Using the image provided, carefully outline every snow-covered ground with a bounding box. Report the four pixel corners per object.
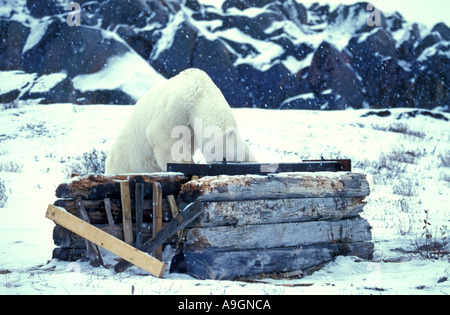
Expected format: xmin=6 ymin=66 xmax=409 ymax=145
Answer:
xmin=0 ymin=103 xmax=449 ymax=295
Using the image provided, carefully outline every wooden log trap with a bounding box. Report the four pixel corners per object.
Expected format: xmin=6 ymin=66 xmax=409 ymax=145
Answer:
xmin=46 ymin=160 xmax=373 ymax=279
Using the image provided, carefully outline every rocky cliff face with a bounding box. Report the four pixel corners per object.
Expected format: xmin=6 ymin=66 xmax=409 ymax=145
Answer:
xmin=0 ymin=0 xmax=448 ymax=110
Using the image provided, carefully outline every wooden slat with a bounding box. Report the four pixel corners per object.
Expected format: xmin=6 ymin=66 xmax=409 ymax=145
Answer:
xmin=76 ymin=198 xmax=103 ymax=267
xmin=46 ymin=205 xmax=166 ymax=278
xmin=135 ymin=183 xmax=144 ymax=247
xmin=167 ymin=195 xmax=182 ymax=242
xmin=120 ymin=181 xmax=133 ymax=245
xmin=104 ymin=198 xmax=118 ymax=238
xmin=152 ymin=182 xmax=163 ymax=260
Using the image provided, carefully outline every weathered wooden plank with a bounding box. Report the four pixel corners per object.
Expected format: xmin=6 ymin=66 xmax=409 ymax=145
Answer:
xmin=179 ymin=173 xmax=370 ymax=203
xmin=120 ymin=182 xmax=133 ymax=245
xmin=152 ymin=182 xmax=163 ymax=260
xmin=167 ymin=195 xmax=182 ymax=242
xmin=46 ymin=205 xmax=167 ymax=278
xmin=190 ymin=197 xmax=366 ymax=227
xmin=104 ymin=198 xmax=117 ymax=238
xmin=114 ymin=201 xmax=204 ymax=273
xmin=55 ymin=173 xmax=188 ymax=200
xmin=135 ymin=183 xmax=144 ymax=247
xmin=170 ymin=242 xmax=374 ymax=280
xmin=76 ymin=198 xmax=103 ymax=267
xmin=184 ymin=216 xmax=372 ymax=252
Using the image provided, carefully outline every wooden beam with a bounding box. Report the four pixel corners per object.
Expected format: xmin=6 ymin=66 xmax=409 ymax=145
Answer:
xmin=179 ymin=173 xmax=370 ymax=203
xmin=183 ymin=216 xmax=373 ymax=252
xmin=76 ymin=198 xmax=103 ymax=267
xmin=152 ymin=182 xmax=163 ymax=260
xmin=135 ymin=183 xmax=144 ymax=247
xmin=46 ymin=205 xmax=166 ymax=278
xmin=120 ymin=181 xmax=133 ymax=245
xmin=170 ymin=242 xmax=374 ymax=280
xmin=188 ymin=197 xmax=366 ymax=227
xmin=167 ymin=195 xmax=182 ymax=242
xmin=104 ymin=198 xmax=118 ymax=238
xmin=55 ymin=174 xmax=188 ymax=200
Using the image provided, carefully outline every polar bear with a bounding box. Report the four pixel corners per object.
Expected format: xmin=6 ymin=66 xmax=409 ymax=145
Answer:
xmin=105 ymin=68 xmax=255 ymax=174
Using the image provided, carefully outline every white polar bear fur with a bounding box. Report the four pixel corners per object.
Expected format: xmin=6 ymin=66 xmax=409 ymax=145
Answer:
xmin=105 ymin=68 xmax=255 ymax=174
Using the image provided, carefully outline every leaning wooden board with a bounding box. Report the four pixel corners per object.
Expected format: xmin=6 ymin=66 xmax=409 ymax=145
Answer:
xmin=45 ymin=205 xmax=167 ymax=278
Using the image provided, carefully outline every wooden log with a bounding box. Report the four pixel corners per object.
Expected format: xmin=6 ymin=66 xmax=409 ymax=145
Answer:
xmin=46 ymin=205 xmax=167 ymax=278
xmin=55 ymin=173 xmax=188 ymax=200
xmin=135 ymin=183 xmax=144 ymax=247
xmin=184 ymin=216 xmax=372 ymax=252
xmin=190 ymin=197 xmax=366 ymax=227
xmin=170 ymin=242 xmax=374 ymax=280
xmin=76 ymin=198 xmax=103 ymax=267
xmin=152 ymin=182 xmax=163 ymax=260
xmin=179 ymin=173 xmax=370 ymax=203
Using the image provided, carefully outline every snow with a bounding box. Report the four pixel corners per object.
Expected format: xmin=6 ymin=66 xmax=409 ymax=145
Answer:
xmin=0 ymin=71 xmax=37 ymax=95
xmin=417 ymin=41 xmax=450 ymax=62
xmin=72 ymin=51 xmax=166 ymax=101
xmin=29 ymin=72 xmax=67 ymax=94
xmin=22 ymin=20 xmax=51 ymax=54
xmin=151 ymin=11 xmax=186 ymax=61
xmin=0 ymin=102 xmax=449 ymax=295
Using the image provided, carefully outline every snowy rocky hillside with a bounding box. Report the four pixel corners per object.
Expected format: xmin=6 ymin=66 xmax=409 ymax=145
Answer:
xmin=0 ymin=0 xmax=449 ymax=109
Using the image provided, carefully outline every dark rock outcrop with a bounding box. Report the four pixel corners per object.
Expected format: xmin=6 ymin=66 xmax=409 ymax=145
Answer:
xmin=0 ymin=0 xmax=448 ymax=110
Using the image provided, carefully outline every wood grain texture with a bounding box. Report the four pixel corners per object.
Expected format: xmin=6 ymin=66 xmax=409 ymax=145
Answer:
xmin=46 ymin=205 xmax=166 ymax=277
xmin=190 ymin=197 xmax=366 ymax=227
xmin=179 ymin=172 xmax=370 ymax=203
xmin=184 ymin=216 xmax=372 ymax=251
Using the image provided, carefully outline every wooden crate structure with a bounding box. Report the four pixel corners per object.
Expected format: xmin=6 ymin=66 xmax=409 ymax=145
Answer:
xmin=50 ymin=169 xmax=373 ymax=280
xmin=169 ymin=172 xmax=373 ymax=279
xmin=51 ymin=173 xmax=189 ymax=261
